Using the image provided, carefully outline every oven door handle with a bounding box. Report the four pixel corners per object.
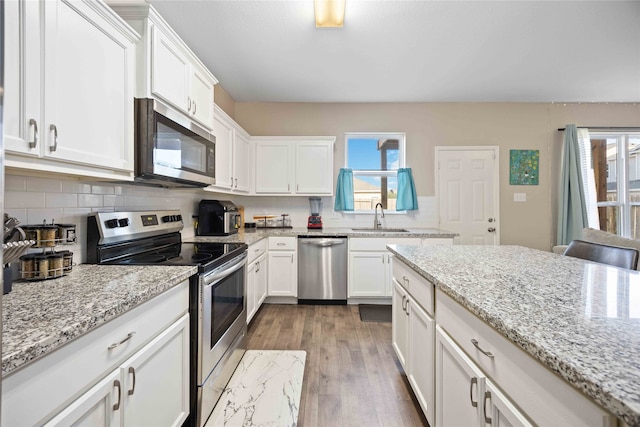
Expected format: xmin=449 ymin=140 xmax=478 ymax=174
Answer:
xmin=204 ymin=253 xmax=247 ymax=286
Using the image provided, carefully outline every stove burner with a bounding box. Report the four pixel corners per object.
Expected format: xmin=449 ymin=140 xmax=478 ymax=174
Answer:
xmin=130 ymin=254 xmax=167 ymax=264
xmin=192 ymin=253 xmax=214 ymax=263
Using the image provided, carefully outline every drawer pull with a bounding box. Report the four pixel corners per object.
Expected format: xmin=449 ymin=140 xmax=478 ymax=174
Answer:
xmin=402 ymin=275 xmax=409 ymax=285
xmin=108 ymin=332 xmax=135 ymax=350
xmin=113 ymin=379 xmax=121 ymax=411
xmin=470 ymin=377 xmax=478 ymax=408
xmin=128 ymin=367 xmax=136 ymax=396
xmin=277 ymin=243 xmax=286 ymax=246
xmin=483 ymin=391 xmax=492 ymax=424
xmin=471 ymin=339 xmax=495 ymax=358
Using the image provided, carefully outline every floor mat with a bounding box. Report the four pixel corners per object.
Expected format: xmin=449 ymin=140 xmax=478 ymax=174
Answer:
xmin=205 ymin=350 xmax=306 ymax=427
xmin=359 ymin=304 xmax=392 ymax=322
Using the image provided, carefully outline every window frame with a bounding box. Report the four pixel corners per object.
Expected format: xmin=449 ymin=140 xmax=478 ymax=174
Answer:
xmin=343 ymin=132 xmax=407 ymax=214
xmin=591 ymin=131 xmax=640 ymax=237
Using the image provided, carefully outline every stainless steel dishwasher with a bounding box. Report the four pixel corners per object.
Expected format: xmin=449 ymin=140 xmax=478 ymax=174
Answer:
xmin=298 ymin=236 xmax=348 ymax=304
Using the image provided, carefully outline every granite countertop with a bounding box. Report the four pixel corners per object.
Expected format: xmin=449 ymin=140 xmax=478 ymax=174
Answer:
xmin=185 ymin=227 xmax=456 ymax=245
xmin=387 ymin=244 xmax=640 ymax=425
xmin=2 ymin=264 xmax=197 ymax=376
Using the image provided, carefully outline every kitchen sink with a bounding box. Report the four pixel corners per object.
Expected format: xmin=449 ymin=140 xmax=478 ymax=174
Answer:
xmin=351 ymin=227 xmax=410 ymax=233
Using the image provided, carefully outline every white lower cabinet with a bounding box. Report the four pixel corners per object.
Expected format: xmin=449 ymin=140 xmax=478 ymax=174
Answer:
xmin=392 ymin=277 xmax=436 ymax=426
xmin=349 ymin=237 xmax=421 ymax=298
xmin=435 ymin=326 xmax=531 ymax=427
xmin=247 ymin=252 xmax=268 ymax=323
xmin=267 ymin=237 xmax=298 ymax=297
xmin=2 ymin=281 xmax=190 ymax=426
xmin=44 ymin=370 xmax=123 ymax=427
xmin=46 ymin=314 xmax=190 ymax=427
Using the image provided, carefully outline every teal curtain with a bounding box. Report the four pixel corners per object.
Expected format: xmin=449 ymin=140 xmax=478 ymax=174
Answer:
xmin=557 ymin=124 xmax=589 ymax=245
xmin=334 ymin=168 xmax=354 ymax=211
xmin=396 ymin=168 xmax=418 ymax=211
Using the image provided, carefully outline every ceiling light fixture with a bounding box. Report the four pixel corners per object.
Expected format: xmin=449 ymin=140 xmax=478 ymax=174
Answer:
xmin=314 ymin=0 xmax=345 ymax=28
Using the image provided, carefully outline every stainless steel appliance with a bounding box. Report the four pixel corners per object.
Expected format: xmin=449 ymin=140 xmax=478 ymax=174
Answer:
xmin=86 ymin=210 xmax=247 ymax=427
xmin=195 ymin=200 xmax=241 ymax=236
xmin=134 ymin=98 xmax=216 ymax=188
xmin=298 ymin=236 xmax=347 ymax=304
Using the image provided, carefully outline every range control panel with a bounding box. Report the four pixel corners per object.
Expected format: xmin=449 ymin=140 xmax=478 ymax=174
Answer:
xmin=90 ymin=210 xmax=184 ymax=244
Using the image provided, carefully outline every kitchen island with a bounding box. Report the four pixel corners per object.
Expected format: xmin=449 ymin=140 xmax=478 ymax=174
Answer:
xmin=388 ymin=244 xmax=640 ymax=426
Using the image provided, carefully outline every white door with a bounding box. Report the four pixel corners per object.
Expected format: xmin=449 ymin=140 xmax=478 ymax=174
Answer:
xmin=392 ymin=280 xmax=410 ymax=369
xmin=212 ymin=112 xmax=234 ymax=190
xmin=436 ymin=326 xmax=484 ymax=427
xmin=436 ymin=147 xmax=499 ymax=245
xmin=246 ymin=259 xmax=258 ymax=323
xmin=44 ymin=370 xmax=122 ymax=427
xmin=121 ymin=314 xmax=190 ymax=427
xmin=267 ymin=252 xmax=297 ymax=296
xmin=484 ymin=380 xmax=533 ymax=427
xmin=348 ymin=251 xmax=387 ymax=297
xmin=408 ymin=298 xmax=436 ymax=427
xmin=189 ymin=67 xmax=215 ymax=130
xmin=43 ymin=0 xmax=134 ymax=171
xmin=233 ymin=129 xmax=251 ymax=192
xmin=255 ymin=142 xmax=292 ymax=194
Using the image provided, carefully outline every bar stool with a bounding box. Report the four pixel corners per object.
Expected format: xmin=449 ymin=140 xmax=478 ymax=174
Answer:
xmin=563 ymin=239 xmax=639 ymax=270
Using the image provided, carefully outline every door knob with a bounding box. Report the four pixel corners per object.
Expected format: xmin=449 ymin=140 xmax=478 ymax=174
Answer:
xmin=488 ymin=227 xmax=496 ymax=233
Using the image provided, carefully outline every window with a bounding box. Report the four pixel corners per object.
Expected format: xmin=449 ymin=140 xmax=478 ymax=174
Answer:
xmin=345 ymin=132 xmax=405 ymax=212
xmin=590 ymin=132 xmax=640 ymax=238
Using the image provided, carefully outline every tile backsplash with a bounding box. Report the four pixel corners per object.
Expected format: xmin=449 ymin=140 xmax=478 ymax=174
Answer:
xmin=4 ymin=173 xmax=439 ymax=266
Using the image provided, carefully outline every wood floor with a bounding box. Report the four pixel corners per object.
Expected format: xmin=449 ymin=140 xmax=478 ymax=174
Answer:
xmin=247 ymin=304 xmax=428 ymax=427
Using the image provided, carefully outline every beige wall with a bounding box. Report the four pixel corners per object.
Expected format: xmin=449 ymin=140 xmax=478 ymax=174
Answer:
xmin=214 ymin=85 xmax=236 ymax=119
xmin=235 ymin=102 xmax=640 ymax=251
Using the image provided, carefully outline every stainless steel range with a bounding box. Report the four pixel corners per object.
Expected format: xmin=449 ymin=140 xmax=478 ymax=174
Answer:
xmin=86 ymin=210 xmax=247 ymax=427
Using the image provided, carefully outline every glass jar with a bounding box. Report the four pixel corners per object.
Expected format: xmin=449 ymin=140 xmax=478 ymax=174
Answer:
xmin=48 ymin=254 xmax=64 ymax=278
xmin=41 ymin=226 xmax=57 ymax=247
xmin=20 ymin=254 xmax=36 ymax=279
xmin=33 ymin=255 xmax=49 ymax=280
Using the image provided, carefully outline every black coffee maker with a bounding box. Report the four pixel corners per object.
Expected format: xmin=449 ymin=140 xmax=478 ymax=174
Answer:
xmin=195 ymin=200 xmax=241 ymax=236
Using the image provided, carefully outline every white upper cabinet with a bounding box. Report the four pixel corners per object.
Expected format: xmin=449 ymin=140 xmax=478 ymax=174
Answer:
xmin=4 ymin=0 xmax=138 ymax=180
xmin=253 ymin=136 xmax=335 ymax=195
xmin=111 ymin=3 xmax=218 ymax=131
xmin=206 ymin=105 xmax=250 ymax=194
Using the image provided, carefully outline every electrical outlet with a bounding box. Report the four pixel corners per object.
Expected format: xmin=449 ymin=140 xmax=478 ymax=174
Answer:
xmin=514 ymin=193 xmax=527 ymax=202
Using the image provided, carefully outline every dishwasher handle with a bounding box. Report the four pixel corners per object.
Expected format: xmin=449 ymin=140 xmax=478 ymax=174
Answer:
xmin=299 ymin=238 xmax=345 ymax=247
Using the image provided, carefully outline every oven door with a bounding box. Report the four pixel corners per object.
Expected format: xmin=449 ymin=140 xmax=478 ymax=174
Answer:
xmin=200 ymin=252 xmax=247 ymax=382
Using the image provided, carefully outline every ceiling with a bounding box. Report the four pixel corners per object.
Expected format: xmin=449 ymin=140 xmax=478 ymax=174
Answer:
xmin=148 ymin=0 xmax=640 ymax=103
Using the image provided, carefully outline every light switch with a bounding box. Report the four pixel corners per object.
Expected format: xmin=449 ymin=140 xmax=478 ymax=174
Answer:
xmin=514 ymin=193 xmax=527 ymax=202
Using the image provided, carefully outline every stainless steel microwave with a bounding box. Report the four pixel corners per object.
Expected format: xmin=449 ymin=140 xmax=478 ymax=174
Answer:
xmin=134 ymin=98 xmax=215 ymax=188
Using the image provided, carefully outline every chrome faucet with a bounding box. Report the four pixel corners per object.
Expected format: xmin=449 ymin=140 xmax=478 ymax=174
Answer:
xmin=374 ymin=203 xmax=385 ymax=229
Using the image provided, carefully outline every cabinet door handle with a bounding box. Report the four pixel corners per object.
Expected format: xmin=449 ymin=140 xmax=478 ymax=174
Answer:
xmin=29 ymin=119 xmax=38 ymax=148
xmin=230 ymin=176 xmax=233 ymax=189
xmin=113 ymin=379 xmax=122 ymax=411
xmin=405 ymin=299 xmax=410 ymax=316
xmin=235 ymin=178 xmax=238 ymax=188
xmin=193 ymin=101 xmax=197 ymax=114
xmin=471 ymin=339 xmax=495 ymax=358
xmin=108 ymin=332 xmax=135 ymax=350
xmin=483 ymin=391 xmax=492 ymax=424
xmin=256 ymin=261 xmax=260 ymax=273
xmin=187 ymin=96 xmax=192 ymax=112
xmin=288 ymin=184 xmax=290 ymax=192
xmin=49 ymin=124 xmax=58 ymax=152
xmin=128 ymin=367 xmax=136 ymax=396
xmin=470 ymin=377 xmax=478 ymax=408
xmin=401 ymin=295 xmax=406 ymax=312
